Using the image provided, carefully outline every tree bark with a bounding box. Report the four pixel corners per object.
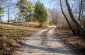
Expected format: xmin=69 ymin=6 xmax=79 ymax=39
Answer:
xmin=60 ymin=0 xmax=76 ymax=35
xmin=65 ymin=0 xmax=85 ymax=33
xmin=76 ymin=0 xmax=83 ymax=35
xmin=78 ymin=0 xmax=82 ymax=21
xmin=7 ymin=0 xmax=10 ymax=23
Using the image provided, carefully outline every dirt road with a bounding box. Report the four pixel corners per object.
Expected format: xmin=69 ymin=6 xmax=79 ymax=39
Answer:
xmin=14 ymin=26 xmax=79 ymax=55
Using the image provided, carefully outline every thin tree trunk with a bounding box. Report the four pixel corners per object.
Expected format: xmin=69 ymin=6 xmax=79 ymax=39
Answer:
xmin=78 ymin=0 xmax=82 ymax=21
xmin=0 ymin=15 xmax=1 ymax=23
xmin=60 ymin=0 xmax=76 ymax=35
xmin=8 ymin=6 xmax=9 ymax=23
xmin=7 ymin=0 xmax=10 ymax=23
xmin=76 ymin=0 xmax=83 ymax=35
xmin=65 ymin=0 xmax=85 ymax=33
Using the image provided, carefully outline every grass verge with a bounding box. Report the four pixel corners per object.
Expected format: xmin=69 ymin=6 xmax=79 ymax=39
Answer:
xmin=61 ymin=29 xmax=85 ymax=55
xmin=55 ymin=27 xmax=85 ymax=55
xmin=0 ymin=22 xmax=42 ymax=55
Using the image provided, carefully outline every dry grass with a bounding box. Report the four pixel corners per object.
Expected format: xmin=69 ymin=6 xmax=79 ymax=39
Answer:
xmin=14 ymin=22 xmax=50 ymax=28
xmin=55 ymin=26 xmax=85 ymax=55
xmin=13 ymin=22 xmax=39 ymax=27
xmin=0 ymin=24 xmax=36 ymax=38
xmin=0 ymin=22 xmax=42 ymax=55
xmin=60 ymin=29 xmax=85 ymax=55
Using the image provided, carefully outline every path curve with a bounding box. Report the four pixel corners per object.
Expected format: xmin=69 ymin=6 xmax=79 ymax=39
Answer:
xmin=14 ymin=26 xmax=79 ymax=55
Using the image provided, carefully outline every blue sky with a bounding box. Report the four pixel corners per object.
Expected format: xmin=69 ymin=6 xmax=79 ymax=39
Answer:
xmin=2 ymin=0 xmax=58 ymax=21
xmin=1 ymin=0 xmax=78 ymax=21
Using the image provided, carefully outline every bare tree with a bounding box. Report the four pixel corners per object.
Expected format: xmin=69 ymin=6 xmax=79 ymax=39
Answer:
xmin=60 ymin=0 xmax=76 ymax=35
xmin=65 ymin=0 xmax=85 ymax=33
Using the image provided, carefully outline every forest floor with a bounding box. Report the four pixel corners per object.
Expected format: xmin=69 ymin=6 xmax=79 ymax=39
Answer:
xmin=0 ymin=22 xmax=42 ymax=55
xmin=13 ymin=26 xmax=79 ymax=55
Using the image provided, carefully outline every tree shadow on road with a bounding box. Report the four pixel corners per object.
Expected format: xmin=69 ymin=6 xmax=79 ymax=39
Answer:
xmin=19 ymin=42 xmax=78 ymax=55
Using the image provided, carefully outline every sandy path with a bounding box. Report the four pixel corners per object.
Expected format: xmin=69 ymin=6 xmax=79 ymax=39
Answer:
xmin=14 ymin=26 xmax=79 ymax=55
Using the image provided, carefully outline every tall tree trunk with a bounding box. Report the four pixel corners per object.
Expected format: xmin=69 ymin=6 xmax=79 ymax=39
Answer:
xmin=0 ymin=15 xmax=1 ymax=23
xmin=78 ymin=0 xmax=82 ymax=21
xmin=76 ymin=0 xmax=83 ymax=35
xmin=7 ymin=0 xmax=10 ymax=23
xmin=65 ymin=0 xmax=85 ymax=33
xmin=8 ymin=6 xmax=9 ymax=23
xmin=60 ymin=0 xmax=76 ymax=35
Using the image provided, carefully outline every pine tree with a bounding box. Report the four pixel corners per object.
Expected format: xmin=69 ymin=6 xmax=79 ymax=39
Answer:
xmin=34 ymin=1 xmax=49 ymax=27
xmin=16 ymin=0 xmax=34 ymax=22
